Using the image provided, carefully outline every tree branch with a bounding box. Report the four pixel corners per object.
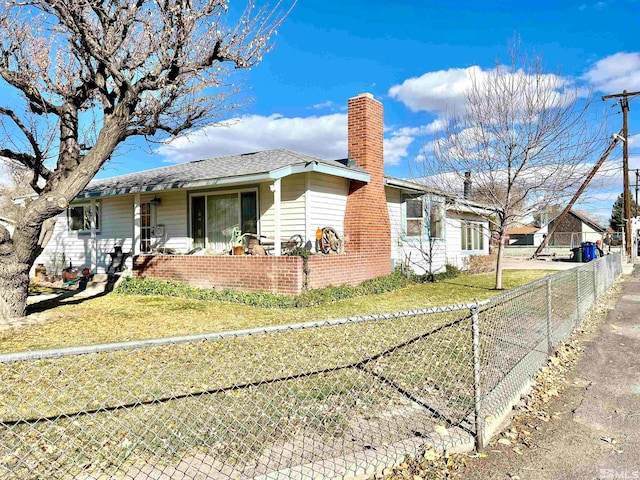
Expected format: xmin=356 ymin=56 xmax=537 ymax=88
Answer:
xmin=0 ymin=106 xmax=45 ymax=162
xmin=0 ymin=69 xmax=59 ymax=115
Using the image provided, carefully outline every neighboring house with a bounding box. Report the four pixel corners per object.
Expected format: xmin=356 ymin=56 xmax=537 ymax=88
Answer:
xmin=509 ymin=210 xmax=606 ymax=247
xmin=0 ymin=216 xmax=15 ymax=237
xmin=505 ymin=225 xmax=539 ymax=246
xmin=31 ymin=93 xmax=491 ymax=294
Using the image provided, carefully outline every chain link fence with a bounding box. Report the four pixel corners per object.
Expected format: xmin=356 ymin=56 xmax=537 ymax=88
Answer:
xmin=0 ymin=254 xmax=622 ymax=479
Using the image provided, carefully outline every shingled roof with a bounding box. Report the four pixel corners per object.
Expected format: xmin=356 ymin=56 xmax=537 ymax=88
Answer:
xmin=78 ymin=149 xmax=369 ymax=198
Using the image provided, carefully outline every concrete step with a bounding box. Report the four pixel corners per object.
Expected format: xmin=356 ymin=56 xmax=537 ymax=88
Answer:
xmin=90 ymin=273 xmax=110 ymax=283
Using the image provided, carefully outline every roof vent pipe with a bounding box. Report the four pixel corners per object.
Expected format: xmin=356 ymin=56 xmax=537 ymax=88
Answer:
xmin=463 ymin=171 xmax=472 ymax=199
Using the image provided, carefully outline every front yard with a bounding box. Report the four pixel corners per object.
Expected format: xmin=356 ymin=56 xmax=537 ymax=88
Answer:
xmin=0 ymin=268 xmax=564 ymax=479
xmin=3 ymin=269 xmax=552 ymax=353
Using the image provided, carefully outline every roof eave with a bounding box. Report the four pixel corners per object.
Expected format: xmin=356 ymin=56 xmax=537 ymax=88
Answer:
xmin=77 ymin=162 xmax=370 ymax=199
xmin=384 ymin=177 xmax=438 ymax=194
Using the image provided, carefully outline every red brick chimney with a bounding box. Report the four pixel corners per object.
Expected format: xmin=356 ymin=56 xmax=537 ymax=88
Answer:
xmin=343 ymin=93 xmax=391 ymax=278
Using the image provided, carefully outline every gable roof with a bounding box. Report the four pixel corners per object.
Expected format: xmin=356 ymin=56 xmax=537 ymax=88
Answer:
xmin=507 ymin=225 xmax=538 ymax=235
xmin=549 ymin=209 xmax=606 ymax=233
xmin=78 ymin=149 xmax=370 ymax=199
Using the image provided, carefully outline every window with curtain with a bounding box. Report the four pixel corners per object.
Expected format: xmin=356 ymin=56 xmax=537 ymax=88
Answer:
xmin=68 ymin=202 xmax=100 ymax=233
xmin=428 ymin=197 xmax=445 ymax=239
xmin=461 ymin=221 xmax=484 ymax=251
xmin=207 ymin=193 xmax=240 ymax=251
xmin=403 ymin=194 xmax=445 ymax=240
xmin=191 ymin=191 xmax=258 ymax=251
xmin=404 ymin=197 xmax=424 ymax=238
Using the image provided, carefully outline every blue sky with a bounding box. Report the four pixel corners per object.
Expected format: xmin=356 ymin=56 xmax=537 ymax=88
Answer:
xmin=100 ymin=0 xmax=639 ymax=222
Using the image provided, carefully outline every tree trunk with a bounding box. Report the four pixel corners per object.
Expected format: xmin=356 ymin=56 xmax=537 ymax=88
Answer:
xmin=0 ymin=206 xmax=58 ymax=321
xmin=0 ymin=227 xmax=31 ymax=321
xmin=495 ymin=234 xmax=505 ymax=290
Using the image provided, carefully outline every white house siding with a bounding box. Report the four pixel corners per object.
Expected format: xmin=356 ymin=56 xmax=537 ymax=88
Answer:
xmin=308 ymin=173 xmax=349 ymax=248
xmin=445 ymin=217 xmax=462 ymax=268
xmin=148 ymin=190 xmax=189 ymax=251
xmin=259 ymin=174 xmax=307 ymax=242
xmin=386 ymin=186 xmax=447 ymax=275
xmin=446 ymin=211 xmax=490 ymax=269
xmin=386 ymin=187 xmax=402 ymax=264
xmin=581 ymin=222 xmax=604 ymax=243
xmin=95 ymin=195 xmax=134 ymax=269
xmin=32 ymin=195 xmax=135 ymax=275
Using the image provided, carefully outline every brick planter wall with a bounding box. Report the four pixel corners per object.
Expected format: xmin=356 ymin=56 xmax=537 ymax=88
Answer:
xmin=133 ymin=255 xmax=304 ymax=295
xmin=305 ymin=253 xmax=369 ymax=290
xmin=133 ymin=252 xmax=382 ymax=295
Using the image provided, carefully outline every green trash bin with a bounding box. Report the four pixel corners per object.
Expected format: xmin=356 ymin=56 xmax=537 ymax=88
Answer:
xmin=571 ymin=247 xmax=583 ymax=263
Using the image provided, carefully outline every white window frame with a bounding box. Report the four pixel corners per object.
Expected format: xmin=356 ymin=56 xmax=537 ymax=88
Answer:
xmin=461 ymin=220 xmax=485 ymax=252
xmin=428 ymin=196 xmax=445 ymax=240
xmin=402 ymin=194 xmax=445 ymax=241
xmin=68 ymin=200 xmax=100 ymax=234
xmin=403 ymin=196 xmax=424 ymax=239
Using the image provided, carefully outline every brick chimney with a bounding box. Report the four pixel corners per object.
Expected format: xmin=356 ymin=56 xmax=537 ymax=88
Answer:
xmin=343 ymin=93 xmax=391 ymax=278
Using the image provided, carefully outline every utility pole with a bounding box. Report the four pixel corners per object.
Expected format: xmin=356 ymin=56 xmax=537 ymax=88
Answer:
xmin=602 ymin=90 xmax=640 ymax=258
xmin=636 ymin=169 xmax=639 ymax=219
xmin=532 ymin=132 xmax=623 ymax=258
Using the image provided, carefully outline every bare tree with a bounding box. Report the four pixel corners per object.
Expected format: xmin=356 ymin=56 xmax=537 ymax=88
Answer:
xmin=0 ymin=0 xmax=291 ymax=320
xmin=418 ymin=50 xmax=605 ymax=289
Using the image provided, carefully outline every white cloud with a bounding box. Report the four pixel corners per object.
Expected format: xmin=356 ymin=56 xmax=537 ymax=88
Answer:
xmin=159 ymin=113 xmax=348 ymax=163
xmin=628 ymin=133 xmax=640 ymax=149
xmin=311 ymin=100 xmax=339 ymax=110
xmin=385 ymin=128 xmax=417 ymax=166
xmin=158 ymin=113 xmax=417 ymax=166
xmin=388 ymin=66 xmax=483 ymax=113
xmin=583 ymin=52 xmax=640 ymax=93
xmin=424 ymin=118 xmax=447 ymax=134
xmin=389 ymin=66 xmax=574 ymax=115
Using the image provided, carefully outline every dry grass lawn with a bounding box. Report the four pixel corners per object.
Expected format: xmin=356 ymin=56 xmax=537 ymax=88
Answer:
xmin=0 ymin=269 xmax=557 ymax=479
xmin=2 ymin=269 xmax=553 ymax=353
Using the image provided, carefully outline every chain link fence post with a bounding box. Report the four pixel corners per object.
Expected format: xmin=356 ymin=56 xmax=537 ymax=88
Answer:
xmin=546 ymin=275 xmax=552 ymax=356
xmin=472 ymin=302 xmax=484 ymax=451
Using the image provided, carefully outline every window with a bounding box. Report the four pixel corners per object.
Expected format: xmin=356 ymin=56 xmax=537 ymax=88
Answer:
xmin=428 ymin=197 xmax=445 ymax=239
xmin=68 ymin=202 xmax=100 ymax=233
xmin=405 ymin=197 xmax=424 ymax=238
xmin=190 ymin=190 xmax=258 ymax=251
xmin=403 ymin=195 xmax=445 ymax=240
xmin=461 ymin=221 xmax=484 ymax=251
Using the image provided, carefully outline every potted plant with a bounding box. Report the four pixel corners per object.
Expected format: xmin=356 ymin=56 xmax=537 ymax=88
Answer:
xmin=230 ymin=228 xmax=245 ymax=255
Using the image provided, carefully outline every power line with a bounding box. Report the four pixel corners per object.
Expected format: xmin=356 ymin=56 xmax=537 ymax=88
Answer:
xmin=602 ymin=90 xmax=640 ymax=257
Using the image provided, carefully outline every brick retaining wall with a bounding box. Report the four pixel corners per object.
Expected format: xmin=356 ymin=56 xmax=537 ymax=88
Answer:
xmin=133 ymin=255 xmax=304 ymax=295
xmin=133 ymin=253 xmax=386 ymax=295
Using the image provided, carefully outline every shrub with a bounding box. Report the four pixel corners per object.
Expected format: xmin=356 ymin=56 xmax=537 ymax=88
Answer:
xmin=116 ymin=271 xmax=413 ymax=309
xmin=434 ymin=263 xmax=463 ymax=281
xmin=285 ymin=246 xmax=312 ymax=259
xmin=464 ymin=254 xmax=496 ymax=274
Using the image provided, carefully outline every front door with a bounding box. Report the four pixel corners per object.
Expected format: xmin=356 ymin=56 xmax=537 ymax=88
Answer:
xmin=140 ymin=203 xmax=152 ymax=253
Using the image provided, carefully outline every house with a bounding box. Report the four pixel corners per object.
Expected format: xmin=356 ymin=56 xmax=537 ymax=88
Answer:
xmin=30 ymin=93 xmax=492 ymax=294
xmin=508 ymin=210 xmax=606 ymax=247
xmin=505 ymin=225 xmax=539 ymax=246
